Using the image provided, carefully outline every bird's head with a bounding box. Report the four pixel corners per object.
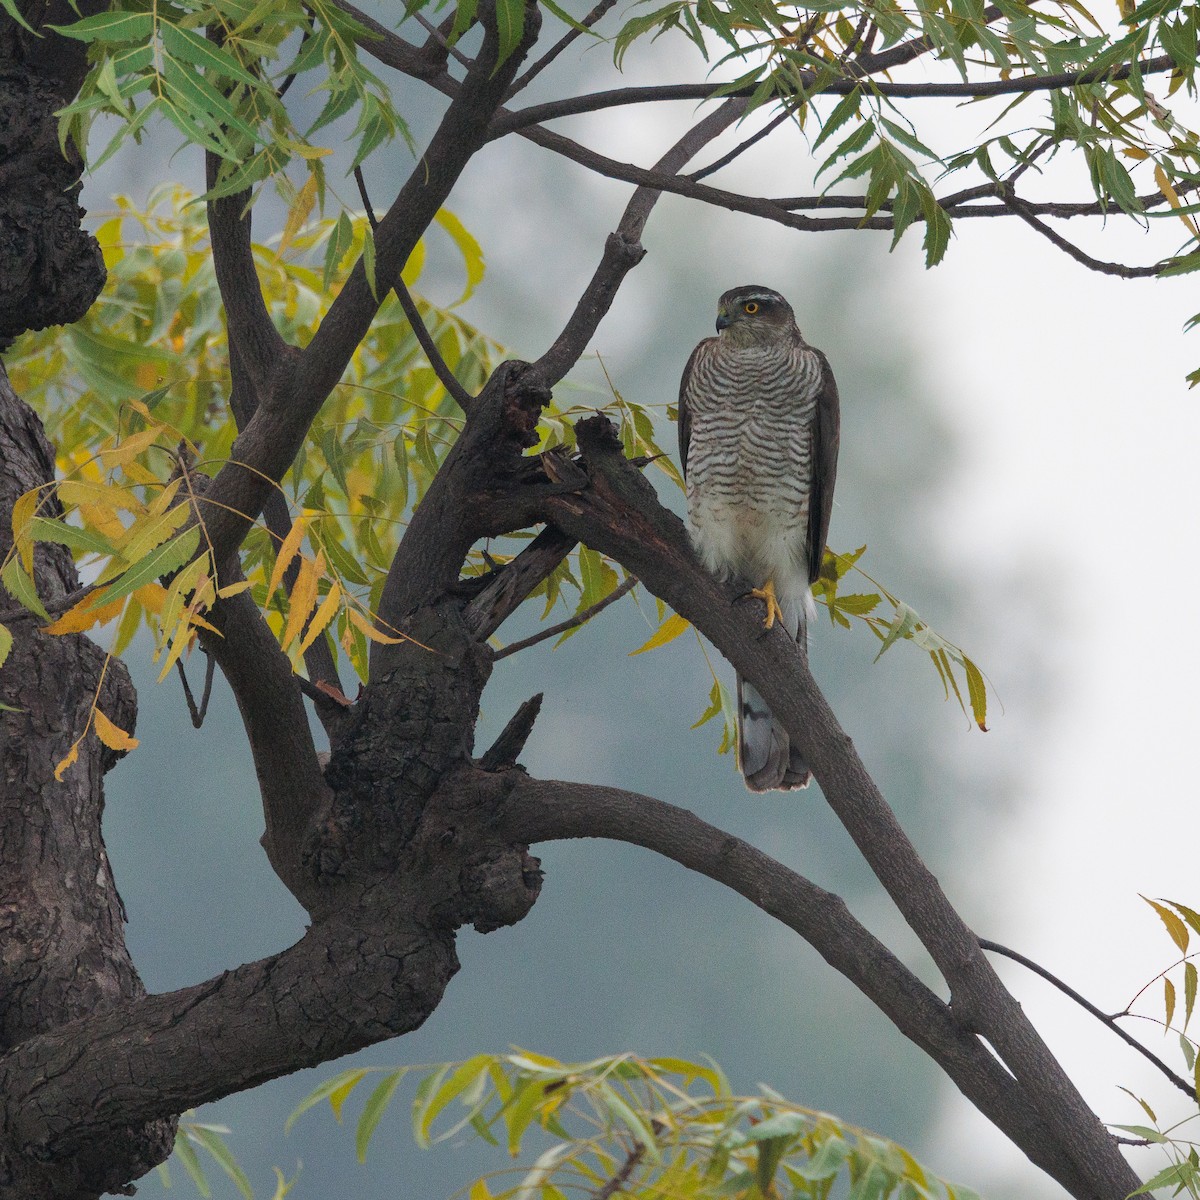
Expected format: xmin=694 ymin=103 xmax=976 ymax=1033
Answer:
xmin=715 ymin=286 xmax=796 ymax=343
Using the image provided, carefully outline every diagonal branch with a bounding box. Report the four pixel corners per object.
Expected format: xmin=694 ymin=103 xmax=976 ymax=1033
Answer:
xmin=492 ymin=573 xmax=637 ymax=660
xmin=1001 ymin=192 xmax=1164 ymax=277
xmin=193 ymin=0 xmax=541 ymax=568
xmin=526 ymin=97 xmax=748 ymax=389
xmin=502 ymin=777 xmax=1096 ymax=1198
xmin=353 ymin=166 xmax=477 ymax=412
xmin=528 ymin=414 xmax=1141 ymax=1200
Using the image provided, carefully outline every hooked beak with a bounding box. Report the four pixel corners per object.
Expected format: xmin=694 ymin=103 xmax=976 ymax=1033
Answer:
xmin=715 ymin=311 xmax=731 ymax=332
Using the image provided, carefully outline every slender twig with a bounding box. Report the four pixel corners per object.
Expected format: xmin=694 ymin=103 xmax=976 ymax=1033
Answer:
xmin=689 ymin=104 xmax=796 ymax=181
xmin=594 ymin=1135 xmax=652 ymax=1200
xmin=410 ymin=8 xmax=474 ymax=69
xmin=980 ymin=938 xmax=1194 ymax=1097
xmin=352 ymin=166 xmax=476 ymax=412
xmin=507 ymin=0 xmax=619 ymax=97
xmin=176 ymin=653 xmax=215 ymax=729
xmin=491 ymin=54 xmax=1178 ymax=136
xmin=492 ymin=575 xmax=637 ymax=661
xmin=1001 ymin=191 xmax=1164 ymax=277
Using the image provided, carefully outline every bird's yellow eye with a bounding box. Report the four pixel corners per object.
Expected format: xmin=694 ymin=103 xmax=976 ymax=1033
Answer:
xmin=744 ymin=301 xmax=759 ymax=314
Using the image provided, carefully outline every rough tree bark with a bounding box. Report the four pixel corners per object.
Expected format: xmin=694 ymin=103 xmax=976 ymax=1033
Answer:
xmin=0 ymin=0 xmax=1147 ymax=1198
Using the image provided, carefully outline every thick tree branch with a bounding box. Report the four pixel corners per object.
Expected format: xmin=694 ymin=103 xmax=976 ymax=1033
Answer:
xmin=465 ymin=525 xmax=580 ymax=641
xmin=197 ymin=561 xmax=331 ymax=908
xmin=502 ymin=778 xmax=1096 ymax=1198
xmin=526 ymin=415 xmax=1141 ymax=1200
xmin=194 ymin=0 xmax=540 ymax=568
xmin=204 ymin=163 xmax=288 ymax=395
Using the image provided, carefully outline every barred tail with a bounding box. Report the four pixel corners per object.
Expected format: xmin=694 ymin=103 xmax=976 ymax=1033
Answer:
xmin=735 ymin=586 xmax=811 ymax=792
xmin=736 ymin=675 xmax=811 ymax=791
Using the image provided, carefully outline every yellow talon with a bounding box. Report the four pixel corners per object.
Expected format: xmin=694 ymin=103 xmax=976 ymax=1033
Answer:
xmin=750 ymin=578 xmax=785 ymax=630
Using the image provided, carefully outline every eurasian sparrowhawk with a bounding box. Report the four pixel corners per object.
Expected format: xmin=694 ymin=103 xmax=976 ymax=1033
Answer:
xmin=678 ymin=285 xmax=841 ymax=791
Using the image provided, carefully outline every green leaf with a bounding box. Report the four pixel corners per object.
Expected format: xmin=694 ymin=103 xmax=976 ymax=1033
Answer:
xmin=49 ymin=10 xmax=155 ymax=41
xmin=493 ymin=0 xmax=527 ymax=66
xmin=362 ymin=222 xmax=378 ymax=299
xmin=1 ymin=558 xmax=49 ymax=621
xmin=287 ymin=1067 xmax=374 ymax=1133
xmin=357 ymin=1069 xmax=406 ymax=1162
xmin=872 ymin=602 xmax=920 ymax=661
xmin=0 ymin=622 xmax=12 ymax=670
xmin=173 ymin=1125 xmax=211 ymax=1197
xmin=29 ymin=516 xmax=118 ymax=559
xmin=187 ymin=1125 xmax=254 ymax=1200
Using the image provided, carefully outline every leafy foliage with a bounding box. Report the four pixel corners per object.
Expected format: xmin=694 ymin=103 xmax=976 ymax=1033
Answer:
xmin=282 ymin=1051 xmax=981 ymax=1200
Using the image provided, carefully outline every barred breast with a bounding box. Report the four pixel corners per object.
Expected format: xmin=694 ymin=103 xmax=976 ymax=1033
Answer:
xmin=683 ymin=336 xmax=824 ymax=634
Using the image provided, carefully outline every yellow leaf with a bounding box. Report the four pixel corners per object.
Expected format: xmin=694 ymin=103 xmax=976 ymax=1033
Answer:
xmin=54 ymin=738 xmax=80 ymax=781
xmin=1154 ymin=164 xmax=1200 ymax=237
xmin=11 ymin=487 xmax=43 ymax=573
xmin=267 ymin=516 xmax=308 ymax=599
xmin=58 ymin=479 xmax=143 ymax=515
xmin=157 ymin=612 xmax=197 ymax=682
xmin=629 ymin=612 xmax=691 ymax=655
xmin=116 ymin=502 xmax=190 ymax=562
xmin=99 ymin=426 xmax=162 ymax=468
xmin=134 ymin=361 xmax=160 ymax=391
xmin=135 ymin=582 xmax=169 ymax=614
xmin=1122 ymin=146 xmax=1150 ymax=160
xmin=282 ymin=551 xmax=323 ymax=650
xmin=146 ymin=476 xmax=183 ymax=517
xmin=299 ymin=581 xmax=341 ymax=654
xmin=93 ymin=707 xmax=139 ymax=752
xmin=216 ymin=580 xmax=253 ymax=599
xmin=280 ymin=173 xmax=320 ymax=254
xmin=43 ymin=591 xmax=126 ymax=634
xmin=347 ymin=605 xmax=405 ymax=645
xmin=77 ymin=501 xmax=128 ymax=543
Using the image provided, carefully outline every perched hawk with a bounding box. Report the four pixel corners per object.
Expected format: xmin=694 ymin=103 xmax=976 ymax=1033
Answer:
xmin=678 ymin=285 xmax=840 ymax=791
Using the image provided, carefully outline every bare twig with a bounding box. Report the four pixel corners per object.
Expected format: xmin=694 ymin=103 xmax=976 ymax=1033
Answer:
xmin=980 ymin=938 xmax=1194 ymax=1097
xmin=492 ymin=574 xmax=637 ymax=660
xmin=689 ymin=104 xmax=796 ymax=182
xmin=176 ymin=653 xmax=215 ymax=729
xmin=352 ymin=166 xmax=476 ymax=412
xmin=491 ymin=54 xmax=1178 ymax=136
xmin=1001 ymin=191 xmax=1164 ymax=277
xmin=507 ymin=0 xmax=620 ymax=97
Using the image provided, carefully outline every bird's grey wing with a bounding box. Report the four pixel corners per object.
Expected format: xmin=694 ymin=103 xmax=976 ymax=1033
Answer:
xmin=677 ymin=339 xmax=709 ymax=481
xmin=806 ymin=349 xmax=841 ymax=585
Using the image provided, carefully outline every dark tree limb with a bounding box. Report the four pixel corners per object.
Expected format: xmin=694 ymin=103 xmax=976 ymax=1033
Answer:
xmin=521 ymin=414 xmax=1141 ymax=1200
xmin=196 ymin=560 xmax=331 ymax=908
xmin=1001 ymin=193 xmax=1165 ymax=277
xmin=194 ymin=0 xmax=541 ymax=569
xmin=465 ymin=525 xmax=580 ymax=641
xmin=204 ymin=162 xmax=288 ymax=395
xmin=490 ymin=53 xmax=1178 ymax=135
xmin=479 ymin=693 xmax=544 ymax=768
xmin=505 ymin=0 xmax=620 ymax=96
xmin=0 ymin=366 xmax=174 ymax=1198
xmin=500 ymin=777 xmax=1097 ymax=1199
